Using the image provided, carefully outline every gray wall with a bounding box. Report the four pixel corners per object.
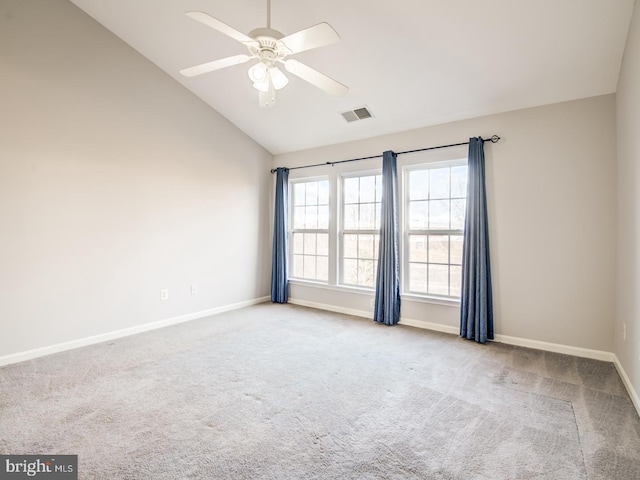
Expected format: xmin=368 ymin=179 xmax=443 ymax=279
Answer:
xmin=0 ymin=0 xmax=273 ymax=357
xmin=275 ymin=94 xmax=617 ymax=353
xmin=616 ymin=0 xmax=640 ymax=404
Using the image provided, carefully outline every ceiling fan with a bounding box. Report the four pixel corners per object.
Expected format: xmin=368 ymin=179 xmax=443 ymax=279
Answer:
xmin=179 ymin=0 xmax=349 ymax=108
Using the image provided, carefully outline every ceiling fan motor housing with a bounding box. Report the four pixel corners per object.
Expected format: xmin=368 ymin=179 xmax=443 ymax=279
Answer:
xmin=248 ymin=28 xmax=289 ymax=66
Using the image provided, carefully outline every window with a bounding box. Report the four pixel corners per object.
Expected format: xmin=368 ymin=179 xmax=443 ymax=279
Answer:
xmin=405 ymin=162 xmax=467 ymax=298
xmin=290 ymin=179 xmax=330 ymax=282
xmin=288 ymin=156 xmax=468 ymax=303
xmin=341 ymin=173 xmax=382 ymax=288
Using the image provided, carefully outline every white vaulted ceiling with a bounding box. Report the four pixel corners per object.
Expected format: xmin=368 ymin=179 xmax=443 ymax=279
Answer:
xmin=69 ymin=0 xmax=634 ymax=154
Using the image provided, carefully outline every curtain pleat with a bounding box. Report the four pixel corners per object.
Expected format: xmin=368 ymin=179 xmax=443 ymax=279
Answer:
xmin=374 ymin=151 xmax=401 ymax=325
xmin=460 ymin=138 xmax=494 ymax=343
xmin=271 ymin=168 xmax=289 ymax=303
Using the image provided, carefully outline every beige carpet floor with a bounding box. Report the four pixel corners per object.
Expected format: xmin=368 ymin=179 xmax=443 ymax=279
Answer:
xmin=1 ymin=303 xmax=639 ymax=479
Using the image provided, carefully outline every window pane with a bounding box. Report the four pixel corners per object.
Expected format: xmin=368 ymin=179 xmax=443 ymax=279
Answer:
xmin=293 ymin=233 xmax=304 ymax=254
xmin=451 ymin=166 xmax=467 ymax=198
xmin=375 ymin=175 xmax=383 ymax=202
xmin=428 ymin=235 xmax=449 ymax=264
xmin=293 ymin=206 xmax=305 ymax=229
xmin=318 ymin=180 xmax=329 ymax=204
xmin=430 ymin=168 xmax=450 ymax=199
xmin=306 ymin=181 xmax=318 ymax=205
xmin=429 ymin=200 xmax=450 ymax=229
xmin=293 ymin=183 xmax=305 ymax=206
xmin=409 ymin=263 xmax=427 ymax=293
xmin=360 ymin=176 xmax=375 ymax=203
xmin=450 ymin=265 xmax=462 ymax=298
xmin=358 ymin=234 xmax=375 ymax=259
xmin=428 ymin=264 xmax=449 ymax=296
xmin=303 ymin=233 xmax=316 ymax=255
xmin=359 ymin=203 xmax=375 ymax=229
xmin=343 ymin=234 xmax=357 ymax=258
xmin=293 ymin=255 xmax=304 ymax=278
xmin=409 ymin=201 xmax=428 ymax=230
xmin=409 ymin=235 xmax=427 ymax=262
xmin=358 ymin=259 xmax=375 ymax=286
xmin=451 ymin=199 xmax=466 ymax=230
xmin=304 ymin=255 xmax=316 ymax=279
xmin=410 ymin=170 xmax=429 ymax=200
xmin=304 ymin=206 xmax=317 ymax=229
xmin=344 ymin=177 xmax=359 ymax=204
xmin=344 ymin=204 xmax=358 ymax=230
xmin=450 ymin=235 xmax=463 ymax=265
xmin=317 ymin=234 xmax=328 ymax=256
xmin=317 ymin=256 xmax=329 ymax=281
xmin=343 ymin=259 xmax=357 ymax=284
xmin=318 ymin=205 xmax=329 ymax=229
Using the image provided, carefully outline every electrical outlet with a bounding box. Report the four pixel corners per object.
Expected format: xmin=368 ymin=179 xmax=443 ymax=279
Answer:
xmin=191 ymin=284 xmax=198 ymax=295
xmin=160 ymin=289 xmax=169 ymax=301
xmin=623 ymin=322 xmax=627 ymax=340
xmin=369 ymin=298 xmax=375 ymax=309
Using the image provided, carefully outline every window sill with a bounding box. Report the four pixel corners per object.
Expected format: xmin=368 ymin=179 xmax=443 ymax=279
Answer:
xmin=401 ymin=293 xmax=460 ymax=307
xmin=288 ymin=279 xmax=460 ymax=307
xmin=289 ymin=279 xmax=374 ymax=296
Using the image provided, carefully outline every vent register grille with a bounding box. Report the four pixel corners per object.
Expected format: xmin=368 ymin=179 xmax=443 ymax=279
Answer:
xmin=341 ymin=106 xmax=373 ymax=122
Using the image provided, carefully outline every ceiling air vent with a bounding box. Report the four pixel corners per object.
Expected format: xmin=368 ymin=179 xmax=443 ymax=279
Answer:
xmin=341 ymin=106 xmax=373 ymax=123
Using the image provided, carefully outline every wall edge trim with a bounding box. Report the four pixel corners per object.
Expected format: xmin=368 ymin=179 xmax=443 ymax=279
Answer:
xmin=0 ymin=296 xmax=270 ymax=367
xmin=613 ymin=354 xmax=640 ymax=418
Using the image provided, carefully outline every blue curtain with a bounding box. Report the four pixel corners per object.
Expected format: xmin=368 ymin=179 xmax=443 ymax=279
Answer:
xmin=271 ymin=168 xmax=289 ymax=303
xmin=374 ymin=151 xmax=401 ymax=325
xmin=460 ymin=138 xmax=494 ymax=343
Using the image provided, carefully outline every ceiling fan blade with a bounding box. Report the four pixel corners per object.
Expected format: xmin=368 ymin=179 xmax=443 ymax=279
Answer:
xmin=283 ymin=59 xmax=348 ymax=96
xmin=185 ymin=11 xmax=258 ymax=46
xmin=180 ymin=54 xmax=251 ymax=77
xmin=278 ymin=23 xmax=340 ymax=54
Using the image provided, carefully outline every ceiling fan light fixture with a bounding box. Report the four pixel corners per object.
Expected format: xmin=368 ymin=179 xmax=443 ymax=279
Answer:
xmin=253 ymin=79 xmax=270 ymax=92
xmin=269 ymin=67 xmax=289 ymax=90
xmin=248 ymin=62 xmax=268 ymax=83
xmin=252 ymin=65 xmax=287 ymax=93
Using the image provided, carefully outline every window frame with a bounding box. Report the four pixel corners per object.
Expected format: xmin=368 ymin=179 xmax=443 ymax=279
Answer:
xmin=338 ymin=170 xmax=383 ymax=289
xmin=289 ymin=176 xmax=331 ymax=284
xmin=402 ymin=159 xmax=467 ymax=300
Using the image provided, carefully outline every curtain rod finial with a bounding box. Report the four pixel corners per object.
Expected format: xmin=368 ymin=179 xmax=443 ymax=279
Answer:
xmin=490 ymin=135 xmax=500 ymax=143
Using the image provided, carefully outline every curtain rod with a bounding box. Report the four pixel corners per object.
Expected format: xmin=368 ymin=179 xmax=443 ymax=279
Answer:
xmin=270 ymin=135 xmax=500 ymax=173
xmin=271 ymin=135 xmax=500 ymax=173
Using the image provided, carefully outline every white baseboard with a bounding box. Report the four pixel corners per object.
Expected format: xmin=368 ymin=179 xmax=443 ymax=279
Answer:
xmin=0 ymin=296 xmax=270 ymax=367
xmin=289 ymin=298 xmax=640 ymax=417
xmin=289 ymin=298 xmax=615 ymax=361
xmin=493 ymin=334 xmax=616 ymax=362
xmin=289 ymin=299 xmax=459 ymax=336
xmin=4 ymin=296 xmax=639 ymax=419
xmin=399 ymin=317 xmax=459 ymax=335
xmin=613 ymin=355 xmax=640 ymax=417
xmin=289 ymin=298 xmax=371 ymax=320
